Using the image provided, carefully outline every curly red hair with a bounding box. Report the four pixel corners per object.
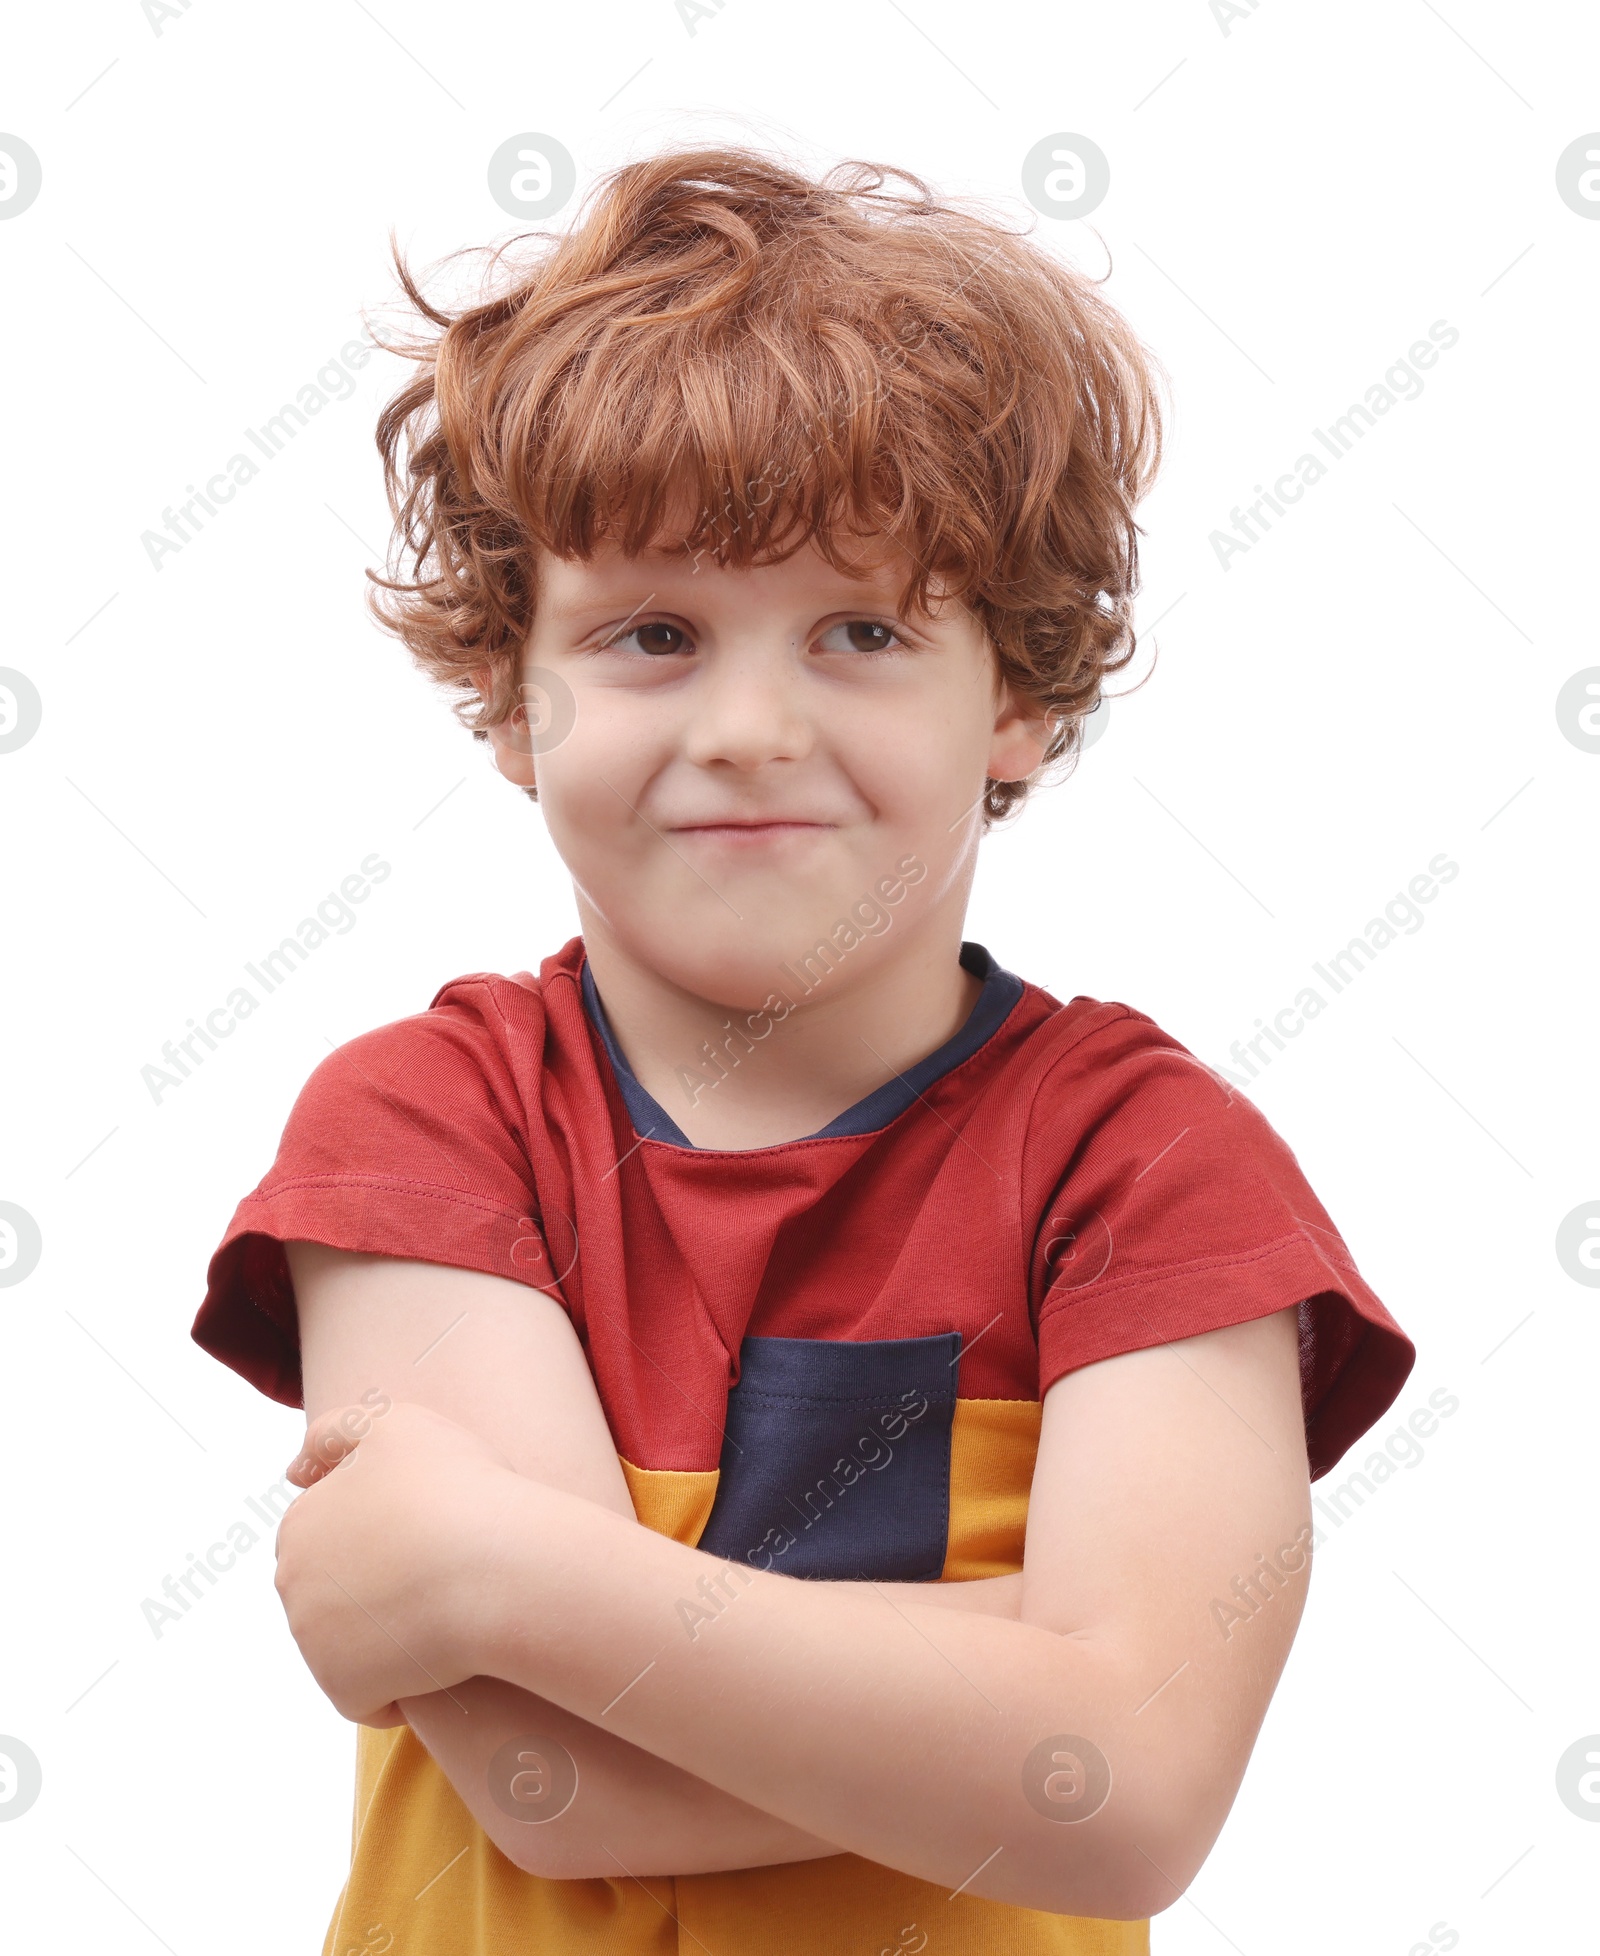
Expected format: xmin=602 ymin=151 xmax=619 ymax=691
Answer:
xmin=366 ymin=144 xmax=1167 ymax=821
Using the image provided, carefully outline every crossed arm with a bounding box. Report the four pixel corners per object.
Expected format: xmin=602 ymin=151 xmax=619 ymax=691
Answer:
xmin=281 ymin=1243 xmax=1313 ymax=1918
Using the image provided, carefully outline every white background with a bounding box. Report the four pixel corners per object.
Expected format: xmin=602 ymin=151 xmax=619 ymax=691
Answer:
xmin=2 ymin=1 xmax=1596 ymax=1950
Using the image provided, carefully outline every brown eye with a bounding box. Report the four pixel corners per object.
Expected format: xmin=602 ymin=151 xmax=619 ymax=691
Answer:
xmin=848 ymin=622 xmax=892 ymax=653
xmin=817 ymin=619 xmax=904 ymax=655
xmin=607 ymin=621 xmax=689 ymax=656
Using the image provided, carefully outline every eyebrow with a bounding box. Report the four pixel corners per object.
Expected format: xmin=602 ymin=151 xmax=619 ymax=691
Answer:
xmin=541 ymin=587 xmax=661 ymax=624
xmin=541 ymin=562 xmax=912 ymax=619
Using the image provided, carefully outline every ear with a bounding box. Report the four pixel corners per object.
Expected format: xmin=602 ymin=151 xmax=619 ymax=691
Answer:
xmin=986 ymin=683 xmax=1054 ymax=786
xmin=476 ymin=667 xmax=538 ymax=790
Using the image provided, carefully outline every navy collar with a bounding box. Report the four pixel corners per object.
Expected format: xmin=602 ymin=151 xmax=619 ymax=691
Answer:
xmin=580 ymin=941 xmax=1024 ymax=1150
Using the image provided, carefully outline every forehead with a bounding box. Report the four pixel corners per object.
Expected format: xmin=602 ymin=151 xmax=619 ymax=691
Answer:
xmin=531 ymin=532 xmax=946 ymax=618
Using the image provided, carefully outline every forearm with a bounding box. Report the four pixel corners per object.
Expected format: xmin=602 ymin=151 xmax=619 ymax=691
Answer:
xmin=471 ymin=1484 xmax=1182 ymax=1918
xmin=404 ymin=1572 xmax=1024 ymax=1879
xmin=400 ymin=1675 xmax=838 ymax=1877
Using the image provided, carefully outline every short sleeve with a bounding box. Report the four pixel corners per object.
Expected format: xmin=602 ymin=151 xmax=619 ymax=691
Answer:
xmin=191 ymin=979 xmax=553 ymax=1409
xmin=1027 ymin=1012 xmax=1415 ymax=1481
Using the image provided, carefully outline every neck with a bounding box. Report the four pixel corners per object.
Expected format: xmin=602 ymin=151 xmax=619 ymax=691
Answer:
xmin=575 ymin=893 xmax=985 ymax=1150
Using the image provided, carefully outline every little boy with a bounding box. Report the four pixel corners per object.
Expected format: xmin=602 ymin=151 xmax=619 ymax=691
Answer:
xmin=192 ymin=146 xmax=1415 ymax=1955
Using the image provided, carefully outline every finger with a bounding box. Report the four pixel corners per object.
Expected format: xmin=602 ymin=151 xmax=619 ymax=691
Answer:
xmin=287 ymin=1405 xmax=375 ymax=1487
xmin=285 ymin=1442 xmax=326 ymax=1489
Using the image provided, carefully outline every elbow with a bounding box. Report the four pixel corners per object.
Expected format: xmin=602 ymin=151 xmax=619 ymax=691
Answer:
xmin=990 ymin=1699 xmax=1238 ymax=1919
xmin=1006 ymin=1861 xmax=1195 ymax=1924
xmin=493 ymin=1826 xmax=611 ymax=1883
xmin=494 ymin=1833 xmax=553 ymax=1880
xmin=997 ymin=1800 xmax=1217 ymax=1921
xmin=1002 ymin=1867 xmax=1167 ymax=1924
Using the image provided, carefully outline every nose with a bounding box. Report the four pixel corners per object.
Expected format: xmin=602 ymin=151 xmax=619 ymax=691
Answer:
xmin=680 ymin=643 xmax=815 ymax=773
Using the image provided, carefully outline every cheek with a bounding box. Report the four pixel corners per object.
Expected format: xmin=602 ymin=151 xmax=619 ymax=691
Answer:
xmin=539 ymin=772 xmax=644 ymax=894
xmin=533 ymin=701 xmax=654 ymax=843
xmin=833 ymin=697 xmax=988 ymax=838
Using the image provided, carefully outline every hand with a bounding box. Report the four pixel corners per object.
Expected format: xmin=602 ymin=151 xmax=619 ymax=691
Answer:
xmin=274 ymin=1399 xmax=520 ymax=1726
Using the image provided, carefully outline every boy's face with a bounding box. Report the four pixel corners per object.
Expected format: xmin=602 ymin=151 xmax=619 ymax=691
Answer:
xmin=487 ymin=534 xmax=1048 ymax=1009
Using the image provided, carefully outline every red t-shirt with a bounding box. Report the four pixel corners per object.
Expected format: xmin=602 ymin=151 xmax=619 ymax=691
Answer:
xmin=192 ymin=934 xmax=1414 ymax=1956
xmin=196 ymin=933 xmax=1412 ymax=1486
